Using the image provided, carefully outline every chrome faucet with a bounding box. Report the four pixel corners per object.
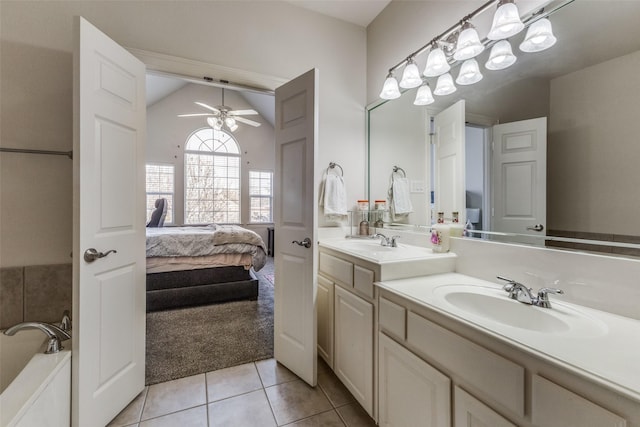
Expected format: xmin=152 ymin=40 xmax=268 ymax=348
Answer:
xmin=3 ymin=321 xmax=71 ymax=354
xmin=372 ymin=233 xmax=400 ymax=247
xmin=497 ymin=276 xmax=564 ymax=308
xmin=59 ymin=310 xmax=72 ymax=332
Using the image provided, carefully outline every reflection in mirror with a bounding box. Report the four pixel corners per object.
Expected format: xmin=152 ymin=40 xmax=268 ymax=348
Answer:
xmin=367 ymin=0 xmax=640 ymax=256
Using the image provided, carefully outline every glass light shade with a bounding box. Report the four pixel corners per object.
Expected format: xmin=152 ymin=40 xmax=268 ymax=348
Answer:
xmin=379 ymin=76 xmax=401 ymax=99
xmin=399 ymin=61 xmax=423 ymax=89
xmin=413 ymin=84 xmax=435 ymax=105
xmin=456 ymin=59 xmax=483 ymax=85
xmin=224 ymin=117 xmax=236 ymax=127
xmin=423 ymin=47 xmax=450 ymax=77
xmin=485 ymin=40 xmax=517 ymax=70
xmin=227 ymin=122 xmax=239 ymax=132
xmin=434 ymin=73 xmax=457 ymax=96
xmin=207 ymin=117 xmax=223 ymax=130
xmin=487 ymin=1 xmax=525 ymax=40
xmin=519 ymin=18 xmax=557 ymax=52
xmin=453 ymin=23 xmax=485 ymax=61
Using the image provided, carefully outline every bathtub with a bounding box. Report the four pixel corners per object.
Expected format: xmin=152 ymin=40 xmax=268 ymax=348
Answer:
xmin=0 ymin=329 xmax=71 ymax=427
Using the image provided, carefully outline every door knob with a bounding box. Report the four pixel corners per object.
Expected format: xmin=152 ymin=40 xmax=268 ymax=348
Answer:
xmin=291 ymin=237 xmax=312 ymax=248
xmin=526 ymin=224 xmax=544 ymax=232
xmin=83 ymin=248 xmax=117 ymax=263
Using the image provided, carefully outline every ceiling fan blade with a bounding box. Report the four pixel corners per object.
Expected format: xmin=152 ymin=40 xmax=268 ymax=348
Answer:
xmin=195 ymin=102 xmax=220 ymax=113
xmin=234 ymin=116 xmax=261 ymax=127
xmin=177 ymin=113 xmax=215 ymax=117
xmin=227 ymin=109 xmax=259 ymax=116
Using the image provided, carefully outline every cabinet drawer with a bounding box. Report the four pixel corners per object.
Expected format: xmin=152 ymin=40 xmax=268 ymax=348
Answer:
xmin=379 ymin=297 xmax=406 ymax=340
xmin=532 ymin=375 xmax=627 ymax=427
xmin=354 ymin=265 xmax=374 ymax=298
xmin=319 ymin=252 xmax=353 ymax=286
xmin=454 ymin=386 xmax=517 ymax=427
xmin=407 ymin=312 xmax=525 ymax=416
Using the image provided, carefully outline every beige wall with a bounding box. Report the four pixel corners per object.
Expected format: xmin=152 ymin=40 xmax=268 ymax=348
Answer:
xmin=548 ymin=49 xmax=640 ymax=235
xmin=0 ymin=1 xmax=367 ymax=267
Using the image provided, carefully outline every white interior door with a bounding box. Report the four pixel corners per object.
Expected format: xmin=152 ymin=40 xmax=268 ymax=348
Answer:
xmin=492 ymin=117 xmax=547 ymax=236
xmin=73 ymin=17 xmax=146 ymax=427
xmin=274 ymin=69 xmax=318 ymax=386
xmin=434 ymin=100 xmax=466 ymax=223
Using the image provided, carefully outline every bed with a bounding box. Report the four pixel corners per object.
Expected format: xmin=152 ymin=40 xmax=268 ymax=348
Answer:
xmin=145 ymin=224 xmax=267 ymax=312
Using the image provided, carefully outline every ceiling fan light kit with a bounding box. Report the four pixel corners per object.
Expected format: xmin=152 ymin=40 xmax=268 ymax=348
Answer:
xmin=178 ymin=87 xmax=261 ymax=132
xmin=378 ymin=0 xmax=563 ymax=104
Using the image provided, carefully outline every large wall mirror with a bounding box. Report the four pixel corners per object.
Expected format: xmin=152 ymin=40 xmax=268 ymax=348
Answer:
xmin=368 ymin=0 xmax=640 ymax=256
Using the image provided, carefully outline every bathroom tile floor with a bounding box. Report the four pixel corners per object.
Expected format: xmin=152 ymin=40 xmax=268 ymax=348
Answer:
xmin=107 ymin=357 xmax=376 ymax=427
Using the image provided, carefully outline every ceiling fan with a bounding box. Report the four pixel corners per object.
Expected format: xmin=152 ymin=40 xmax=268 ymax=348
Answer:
xmin=178 ymin=88 xmax=261 ymax=132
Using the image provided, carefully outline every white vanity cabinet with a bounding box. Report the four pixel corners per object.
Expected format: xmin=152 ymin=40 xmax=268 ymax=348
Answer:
xmin=335 ymin=285 xmax=374 ymax=415
xmin=378 ymin=332 xmax=450 ymax=427
xmin=318 ymin=250 xmax=377 ymax=417
xmin=376 ymin=291 xmax=635 ymax=427
xmin=317 ymin=274 xmax=334 ymax=368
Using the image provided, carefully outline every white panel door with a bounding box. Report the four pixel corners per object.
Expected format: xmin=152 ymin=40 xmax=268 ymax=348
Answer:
xmin=73 ymin=17 xmax=146 ymax=427
xmin=379 ymin=333 xmax=450 ymax=427
xmin=435 ymin=100 xmax=466 ymax=223
xmin=492 ymin=117 xmax=547 ymax=236
xmin=274 ymin=69 xmax=318 ymax=386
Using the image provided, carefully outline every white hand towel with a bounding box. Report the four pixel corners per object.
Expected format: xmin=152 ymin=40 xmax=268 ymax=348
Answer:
xmin=320 ymin=173 xmax=347 ymax=216
xmin=391 ymin=176 xmax=413 ymax=215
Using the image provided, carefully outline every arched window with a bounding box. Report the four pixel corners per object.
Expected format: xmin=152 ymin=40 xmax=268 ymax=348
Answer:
xmin=184 ymin=128 xmax=241 ymax=224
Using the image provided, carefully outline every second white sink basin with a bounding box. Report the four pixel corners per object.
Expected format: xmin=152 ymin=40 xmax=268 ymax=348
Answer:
xmin=433 ymin=284 xmax=608 ymax=338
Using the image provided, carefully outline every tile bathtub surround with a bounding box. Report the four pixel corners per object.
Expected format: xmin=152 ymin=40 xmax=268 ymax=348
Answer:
xmin=108 ymin=358 xmax=376 ymax=427
xmin=24 ymin=263 xmax=72 ymax=323
xmin=0 ymin=267 xmax=24 ymax=328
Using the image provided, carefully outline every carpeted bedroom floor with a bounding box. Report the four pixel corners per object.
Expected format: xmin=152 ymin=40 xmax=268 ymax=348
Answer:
xmin=145 ymin=258 xmax=275 ymax=385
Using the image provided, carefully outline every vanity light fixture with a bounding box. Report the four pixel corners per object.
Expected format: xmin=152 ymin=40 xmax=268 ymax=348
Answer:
xmin=487 ymin=0 xmax=525 ymax=40
xmin=379 ymin=72 xmax=402 ymax=99
xmin=414 ymin=83 xmax=435 ymax=105
xmin=377 ymin=0 xmax=567 ymax=102
xmin=423 ymin=42 xmax=451 ymax=77
xmin=453 ymin=21 xmax=485 ymax=61
xmin=399 ymin=58 xmax=423 ymax=89
xmin=485 ymin=40 xmax=517 ymax=70
xmin=519 ymin=17 xmax=557 ymax=52
xmin=456 ymin=59 xmax=483 ymax=85
xmin=433 ymin=73 xmax=457 ymax=96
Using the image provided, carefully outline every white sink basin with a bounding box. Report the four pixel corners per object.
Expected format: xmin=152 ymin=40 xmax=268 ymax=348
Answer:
xmin=433 ymin=284 xmax=608 ymax=338
xmin=321 ymin=238 xmax=438 ymax=263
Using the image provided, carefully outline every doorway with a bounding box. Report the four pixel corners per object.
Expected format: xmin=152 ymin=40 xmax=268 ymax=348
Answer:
xmin=143 ymin=72 xmax=278 ymax=385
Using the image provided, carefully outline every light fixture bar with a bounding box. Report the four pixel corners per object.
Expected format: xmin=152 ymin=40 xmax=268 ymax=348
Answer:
xmin=387 ymin=0 xmax=499 ymax=75
xmin=384 ymin=0 xmax=576 ymax=78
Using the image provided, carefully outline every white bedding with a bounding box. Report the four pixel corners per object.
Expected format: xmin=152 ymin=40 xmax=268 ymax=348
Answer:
xmin=146 ymin=225 xmax=267 ymax=271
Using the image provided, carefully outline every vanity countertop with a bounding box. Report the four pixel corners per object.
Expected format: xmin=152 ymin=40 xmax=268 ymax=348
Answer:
xmin=376 ymin=273 xmax=640 ymax=403
xmin=318 ymin=237 xmax=457 ymax=280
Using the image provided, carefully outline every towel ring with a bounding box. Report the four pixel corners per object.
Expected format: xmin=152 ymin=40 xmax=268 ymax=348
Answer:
xmin=329 ymin=162 xmax=344 ymax=176
xmin=393 ymin=166 xmax=406 ymax=177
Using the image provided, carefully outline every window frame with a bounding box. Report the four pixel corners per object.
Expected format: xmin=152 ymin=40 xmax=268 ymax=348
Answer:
xmin=183 ymin=127 xmax=242 ymax=225
xmin=145 ymin=162 xmax=175 ymax=225
xmin=248 ymin=169 xmax=274 ymax=224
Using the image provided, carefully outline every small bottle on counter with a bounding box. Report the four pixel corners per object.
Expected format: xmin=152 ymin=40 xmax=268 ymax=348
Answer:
xmin=437 ymin=211 xmax=445 ymax=224
xmin=359 ymin=219 xmax=370 ymax=236
xmin=431 ymin=222 xmax=451 ymax=252
xmin=357 ymin=200 xmax=369 ymax=211
xmin=450 ymin=211 xmax=464 ymax=237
